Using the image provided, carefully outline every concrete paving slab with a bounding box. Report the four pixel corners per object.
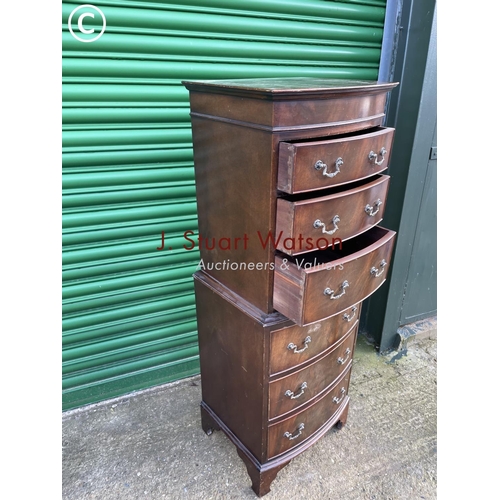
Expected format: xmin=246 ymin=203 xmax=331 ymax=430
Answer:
xmin=62 ymin=335 xmax=437 ymax=500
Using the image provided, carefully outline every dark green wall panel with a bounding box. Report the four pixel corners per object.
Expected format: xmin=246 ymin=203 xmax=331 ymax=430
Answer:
xmin=62 ymin=0 xmax=387 ymax=410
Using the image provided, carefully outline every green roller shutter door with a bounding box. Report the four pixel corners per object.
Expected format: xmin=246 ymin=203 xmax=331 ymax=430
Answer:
xmin=62 ymin=0 xmax=387 ymax=410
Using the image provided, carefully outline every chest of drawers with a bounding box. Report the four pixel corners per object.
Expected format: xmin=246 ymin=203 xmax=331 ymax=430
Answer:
xmin=183 ymin=78 xmax=398 ymax=497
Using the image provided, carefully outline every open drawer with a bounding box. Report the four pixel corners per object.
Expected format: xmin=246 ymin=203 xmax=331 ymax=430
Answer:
xmin=276 ymin=174 xmax=390 ymax=256
xmin=278 ymin=127 xmax=395 ymax=194
xmin=273 ymin=226 xmax=396 ymax=325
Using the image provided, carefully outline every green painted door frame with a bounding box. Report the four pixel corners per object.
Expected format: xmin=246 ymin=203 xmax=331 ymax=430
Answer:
xmin=360 ymin=0 xmax=437 ymax=352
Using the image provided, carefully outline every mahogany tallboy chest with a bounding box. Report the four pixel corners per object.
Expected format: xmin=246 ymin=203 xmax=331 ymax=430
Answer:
xmin=182 ymin=78 xmax=398 ymax=497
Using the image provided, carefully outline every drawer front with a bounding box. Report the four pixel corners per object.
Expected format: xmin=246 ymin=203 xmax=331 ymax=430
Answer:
xmin=274 ymin=226 xmax=396 ymax=325
xmin=269 ymin=326 xmax=356 ymax=420
xmin=276 ymin=175 xmax=390 ymax=256
xmin=267 ymin=368 xmax=351 ymax=458
xmin=269 ymin=303 xmax=360 ymax=375
xmin=278 ymin=127 xmax=395 ymax=194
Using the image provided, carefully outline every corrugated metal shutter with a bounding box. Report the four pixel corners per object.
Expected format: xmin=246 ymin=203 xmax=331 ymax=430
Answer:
xmin=62 ymin=0 xmax=387 ymax=410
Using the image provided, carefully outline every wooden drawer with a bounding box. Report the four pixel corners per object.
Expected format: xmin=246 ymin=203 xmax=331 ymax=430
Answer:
xmin=269 ymin=325 xmax=356 ymax=420
xmin=278 ymin=127 xmax=395 ymax=194
xmin=268 ymin=368 xmax=351 ymax=458
xmin=274 ymin=226 xmax=396 ymax=326
xmin=275 ymin=175 xmax=390 ymax=255
xmin=269 ymin=303 xmax=360 ymax=375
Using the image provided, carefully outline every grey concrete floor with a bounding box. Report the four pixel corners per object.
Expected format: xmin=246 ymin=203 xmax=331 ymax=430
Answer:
xmin=62 ymin=335 xmax=437 ymax=500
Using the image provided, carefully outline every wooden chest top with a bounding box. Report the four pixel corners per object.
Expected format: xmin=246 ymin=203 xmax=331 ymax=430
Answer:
xmin=183 ymin=78 xmax=398 ymax=133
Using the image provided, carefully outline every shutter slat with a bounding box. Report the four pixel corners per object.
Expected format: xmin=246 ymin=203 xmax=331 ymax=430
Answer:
xmin=63 ymin=167 xmax=194 ymax=189
xmin=62 ymin=184 xmax=196 ymax=208
xmin=62 ymin=32 xmax=383 ymax=56
xmin=63 ymin=235 xmax=197 ymax=266
xmin=63 ymin=149 xmax=193 ymax=168
xmin=63 ymin=218 xmax=198 ymax=246
xmin=62 ymin=0 xmax=383 ymax=15
xmin=63 ymin=201 xmax=197 ymax=228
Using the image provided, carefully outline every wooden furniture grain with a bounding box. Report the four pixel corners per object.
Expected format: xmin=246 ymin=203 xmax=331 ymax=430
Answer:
xmin=183 ymin=78 xmax=398 ymax=497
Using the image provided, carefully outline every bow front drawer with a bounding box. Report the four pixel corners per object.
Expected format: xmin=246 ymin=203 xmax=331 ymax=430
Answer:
xmin=269 ymin=302 xmax=360 ymax=375
xmin=275 ymin=175 xmax=390 ymax=256
xmin=278 ymin=127 xmax=395 ymax=194
xmin=273 ymin=226 xmax=396 ymax=326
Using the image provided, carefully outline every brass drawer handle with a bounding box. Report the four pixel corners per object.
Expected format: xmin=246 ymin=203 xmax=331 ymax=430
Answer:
xmin=324 ymin=280 xmax=349 ymax=300
xmin=370 ymin=259 xmax=387 ymax=278
xmin=365 ymin=199 xmax=382 ymax=217
xmin=283 ymin=423 xmax=305 ymax=440
xmin=333 ymin=387 xmax=346 ymax=405
xmin=313 ymin=214 xmax=340 ymax=235
xmin=287 ymin=336 xmax=311 ymax=354
xmin=343 ymin=306 xmax=357 ymax=322
xmin=368 ymin=147 xmax=387 ymax=165
xmin=337 ymin=348 xmax=351 ymax=365
xmin=314 ymin=157 xmax=343 ymax=178
xmin=285 ymin=382 xmax=308 ymax=400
